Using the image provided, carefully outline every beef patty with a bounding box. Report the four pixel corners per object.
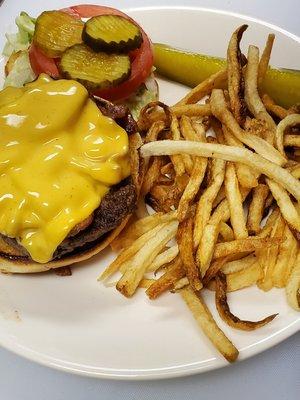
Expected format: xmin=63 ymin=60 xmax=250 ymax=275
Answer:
xmin=0 ymin=98 xmax=138 ymax=262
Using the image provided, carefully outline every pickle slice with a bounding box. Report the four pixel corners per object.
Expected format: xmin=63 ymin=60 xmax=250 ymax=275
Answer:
xmin=59 ymin=44 xmax=131 ymax=91
xmin=83 ymin=15 xmax=142 ymax=53
xmin=33 ymin=11 xmax=83 ymax=58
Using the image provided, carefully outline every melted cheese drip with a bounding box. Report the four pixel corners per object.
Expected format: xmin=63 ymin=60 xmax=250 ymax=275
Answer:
xmin=0 ymin=74 xmax=130 ymax=263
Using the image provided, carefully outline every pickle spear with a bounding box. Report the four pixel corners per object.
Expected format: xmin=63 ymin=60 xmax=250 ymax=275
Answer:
xmin=154 ymin=43 xmax=300 ymax=108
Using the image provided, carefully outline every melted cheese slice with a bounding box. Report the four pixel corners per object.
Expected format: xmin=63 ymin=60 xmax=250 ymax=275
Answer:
xmin=0 ymin=74 xmax=130 ymax=263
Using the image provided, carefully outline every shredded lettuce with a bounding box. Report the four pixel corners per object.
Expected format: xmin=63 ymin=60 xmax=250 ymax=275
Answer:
xmin=123 ymin=73 xmax=158 ymax=120
xmin=2 ymin=12 xmax=36 ymax=57
xmin=4 ymin=51 xmax=36 ymax=88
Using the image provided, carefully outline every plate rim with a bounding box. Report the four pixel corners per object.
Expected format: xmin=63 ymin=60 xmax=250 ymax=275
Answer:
xmin=0 ymin=5 xmax=299 ymax=380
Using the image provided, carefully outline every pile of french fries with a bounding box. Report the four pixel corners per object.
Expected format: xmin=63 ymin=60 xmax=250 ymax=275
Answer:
xmin=99 ymin=25 xmax=300 ymax=363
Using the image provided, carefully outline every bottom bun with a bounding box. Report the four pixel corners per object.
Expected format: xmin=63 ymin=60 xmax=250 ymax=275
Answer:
xmin=0 ymin=216 xmax=130 ymax=274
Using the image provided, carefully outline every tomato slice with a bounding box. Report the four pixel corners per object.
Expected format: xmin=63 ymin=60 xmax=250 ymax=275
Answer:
xmin=29 ymin=4 xmax=154 ymax=101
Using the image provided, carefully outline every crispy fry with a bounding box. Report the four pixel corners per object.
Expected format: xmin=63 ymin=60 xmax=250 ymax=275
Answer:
xmin=227 ymin=24 xmax=247 ymax=125
xmin=266 ymin=178 xmax=300 ymax=232
xmin=117 ymin=220 xmax=178 ymax=297
xmin=286 ymin=251 xmax=300 ymax=311
xmin=170 ymin=114 xmax=186 ymax=177
xmin=225 ymin=262 xmax=262 ymax=292
xmin=181 ymin=116 xmax=206 ymax=142
xmin=173 ymin=277 xmax=189 ymax=291
xmin=262 ymin=93 xmax=289 ymax=120
xmin=146 ymin=256 xmax=185 ymax=299
xmin=140 ymin=140 xmax=300 ymax=200
xmin=210 ymin=89 xmax=284 ymax=164
xmin=180 ymin=286 xmax=239 ymax=362
xmin=222 ymin=254 xmax=257 ymax=274
xmin=141 ymin=156 xmax=165 ymax=195
xmin=215 ymin=272 xmax=277 ymax=330
xmin=244 ymin=45 xmax=277 ymax=143
xmin=145 ymin=120 xmax=166 ymax=143
xmin=275 ymin=114 xmax=300 ymax=155
xmin=129 ymin=131 xmax=145 ymax=195
xmin=147 ymin=245 xmax=179 ymax=273
xmin=212 ymin=186 xmax=226 ymax=208
xmin=247 ymin=184 xmax=269 ymax=234
xmin=203 ymin=257 xmax=229 ymax=285
xmin=225 ymin=162 xmax=248 ymax=239
xmin=272 ymin=225 xmax=298 ymax=288
xmin=213 ymin=237 xmax=281 ymax=260
xmin=258 ymin=34 xmax=275 ymax=89
xmin=219 ymin=222 xmax=234 ymax=242
xmin=177 ymin=217 xmax=202 ymax=291
xmin=176 ymin=68 xmax=228 ymax=106
xmin=194 ymin=158 xmax=225 ymax=248
xmin=284 ymin=135 xmax=300 ymax=147
xmin=197 ymin=223 xmax=220 ymax=277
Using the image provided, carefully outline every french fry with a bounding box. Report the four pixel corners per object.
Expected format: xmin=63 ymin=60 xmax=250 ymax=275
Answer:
xmin=247 ymin=184 xmax=269 ymax=234
xmin=203 ymin=256 xmax=229 ymax=285
xmin=215 ymin=272 xmax=277 ymax=330
xmin=225 ymin=162 xmax=248 ymax=239
xmin=197 ymin=223 xmax=220 ymax=277
xmin=210 ymin=89 xmax=285 ymax=165
xmin=173 ymin=277 xmax=189 ymax=291
xmin=194 ymin=158 xmax=225 ymax=248
xmin=221 ymin=254 xmax=257 ymax=274
xmin=141 ymin=156 xmax=165 ymax=195
xmin=225 ymin=262 xmax=263 ymax=292
xmin=177 ymin=217 xmax=202 ymax=291
xmin=145 ymin=120 xmax=166 ymax=143
xmin=147 ymin=245 xmax=179 ymax=273
xmin=275 ymin=114 xmax=300 ymax=155
xmin=258 ymin=34 xmax=275 ymax=89
xmin=219 ymin=222 xmax=234 ymax=242
xmin=227 ymin=24 xmax=247 ymax=126
xmin=284 ymin=135 xmax=300 ymax=147
xmin=181 ymin=115 xmax=206 ymax=142
xmin=262 ymin=93 xmax=289 ymax=120
xmin=117 ymin=220 xmax=178 ymax=297
xmin=266 ymin=178 xmax=300 ymax=232
xmin=146 ymin=256 xmax=185 ymax=299
xmin=272 ymin=225 xmax=298 ymax=288
xmin=244 ymin=45 xmax=277 ymax=143
xmin=176 ymin=68 xmax=228 ymax=106
xmin=180 ymin=286 xmax=239 ymax=362
xmin=256 ymin=213 xmax=285 ymax=291
xmin=212 ymin=185 xmax=226 ymax=208
xmin=100 ymin=222 xmax=169 ymax=281
xmin=285 ymin=251 xmax=300 ymax=311
xmin=170 ymin=114 xmax=185 ymax=177
xmin=140 ymin=140 xmax=300 ymax=200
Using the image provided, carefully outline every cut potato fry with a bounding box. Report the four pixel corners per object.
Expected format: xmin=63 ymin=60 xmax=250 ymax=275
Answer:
xmin=146 ymin=256 xmax=185 ymax=299
xmin=286 ymin=251 xmax=300 ymax=311
xmin=177 ymin=217 xmax=202 ymax=291
xmin=173 ymin=277 xmax=189 ymax=291
xmin=210 ymin=89 xmax=285 ymax=165
xmin=219 ymin=222 xmax=235 ymax=242
xmin=225 ymin=162 xmax=248 ymax=239
xmin=145 ymin=120 xmax=166 ymax=143
xmin=140 ymin=140 xmax=300 ymax=200
xmin=226 ymin=262 xmax=263 ymax=292
xmin=258 ymin=34 xmax=275 ymax=89
xmin=180 ymin=286 xmax=239 ymax=362
xmin=117 ymin=220 xmax=178 ymax=297
xmin=284 ymin=135 xmax=300 ymax=147
xmin=176 ymin=68 xmax=228 ymax=106
xmin=221 ymin=254 xmax=257 ymax=274
xmin=203 ymin=257 xmax=229 ymax=285
xmin=197 ymin=223 xmax=220 ymax=277
xmin=147 ymin=245 xmax=179 ymax=273
xmin=141 ymin=156 xmax=165 ymax=195
xmin=262 ymin=93 xmax=289 ymax=120
xmin=275 ymin=114 xmax=300 ymax=155
xmin=227 ymin=24 xmax=247 ymax=126
xmin=244 ymin=45 xmax=277 ymax=143
xmin=194 ymin=158 xmax=225 ymax=248
xmin=215 ymin=272 xmax=277 ymax=330
xmin=247 ymin=184 xmax=269 ymax=234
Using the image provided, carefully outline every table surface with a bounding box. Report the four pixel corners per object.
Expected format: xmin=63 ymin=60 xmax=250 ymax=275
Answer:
xmin=0 ymin=0 xmax=299 ymax=399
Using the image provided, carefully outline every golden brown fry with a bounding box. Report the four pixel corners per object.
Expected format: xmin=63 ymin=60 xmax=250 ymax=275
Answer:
xmin=197 ymin=223 xmax=220 ymax=277
xmin=213 ymin=237 xmax=281 ymax=260
xmin=266 ymin=178 xmax=300 ymax=232
xmin=286 ymin=250 xmax=300 ymax=311
xmin=275 ymin=114 xmax=300 ymax=155
xmin=284 ymin=135 xmax=300 ymax=147
xmin=210 ymin=89 xmax=285 ymax=165
xmin=219 ymin=222 xmax=234 ymax=242
xmin=244 ymin=45 xmax=277 ymax=143
xmin=203 ymin=257 xmax=229 ymax=285
xmin=262 ymin=93 xmax=289 ymax=120
xmin=221 ymin=254 xmax=257 ymax=274
xmin=247 ymin=184 xmax=269 ymax=234
xmin=146 ymin=256 xmax=185 ymax=299
xmin=129 ymin=131 xmax=145 ymax=196
xmin=177 ymin=217 xmax=202 ymax=291
xmin=180 ymin=286 xmax=239 ymax=362
xmin=225 ymin=262 xmax=262 ymax=292
xmin=272 ymin=225 xmax=298 ymax=288
xmin=141 ymin=156 xmax=165 ymax=195
xmin=227 ymin=24 xmax=248 ymax=126
xmin=181 ymin=116 xmax=206 ymax=142
xmin=141 ymin=140 xmax=300 ymax=200
xmin=194 ymin=158 xmax=225 ymax=248
xmin=145 ymin=120 xmax=166 ymax=143
xmin=170 ymin=114 xmax=186 ymax=177
xmin=225 ymin=162 xmax=248 ymax=239
xmin=215 ymin=272 xmax=277 ymax=330
xmin=258 ymin=34 xmax=275 ymax=89
xmin=212 ymin=186 xmax=226 ymax=208
xmin=181 ymin=154 xmax=194 ymax=175
xmin=256 ymin=213 xmax=285 ymax=292
xmin=176 ymin=68 xmax=228 ymax=106
xmin=147 ymin=245 xmax=179 ymax=273
xmin=173 ymin=277 xmax=189 ymax=291
xmin=117 ymin=220 xmax=178 ymax=297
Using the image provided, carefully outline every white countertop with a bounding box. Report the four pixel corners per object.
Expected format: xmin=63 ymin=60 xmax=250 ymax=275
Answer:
xmin=0 ymin=0 xmax=299 ymax=399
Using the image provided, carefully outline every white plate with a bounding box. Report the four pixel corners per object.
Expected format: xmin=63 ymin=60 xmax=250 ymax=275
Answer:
xmin=0 ymin=3 xmax=299 ymax=380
